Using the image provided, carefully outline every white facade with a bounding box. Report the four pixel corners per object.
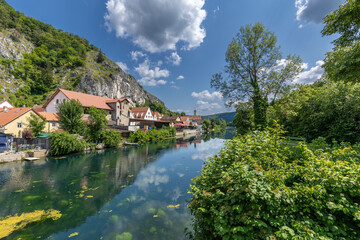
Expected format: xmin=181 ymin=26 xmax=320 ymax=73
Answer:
xmin=0 ymin=101 xmax=14 ymax=109
xmin=144 ymin=108 xmax=154 ymax=120
xmin=45 ymin=91 xmax=69 ymax=113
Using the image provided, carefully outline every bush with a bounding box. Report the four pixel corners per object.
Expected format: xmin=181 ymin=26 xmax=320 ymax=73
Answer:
xmin=128 ymin=127 xmax=176 ymax=143
xmin=128 ymin=129 xmax=149 ymax=143
xmin=49 ymin=132 xmax=86 ymax=156
xmin=22 ymin=129 xmax=33 ymax=141
xmin=188 ymin=126 xmax=360 ymax=239
xmin=102 ymin=130 xmax=122 ymax=148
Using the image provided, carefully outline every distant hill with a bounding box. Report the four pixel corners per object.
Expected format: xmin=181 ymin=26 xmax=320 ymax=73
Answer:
xmin=202 ymin=112 xmax=236 ymax=123
xmin=0 ymin=0 xmax=163 ymax=107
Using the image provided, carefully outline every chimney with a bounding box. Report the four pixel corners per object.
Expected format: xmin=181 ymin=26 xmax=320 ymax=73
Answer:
xmin=194 ymin=110 xmax=197 ymax=116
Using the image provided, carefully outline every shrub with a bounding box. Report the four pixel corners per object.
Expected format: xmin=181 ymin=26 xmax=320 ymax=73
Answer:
xmin=49 ymin=132 xmax=86 ymax=156
xmin=102 ymin=130 xmax=122 ymax=148
xmin=22 ymin=129 xmax=33 ymax=141
xmin=128 ymin=129 xmax=149 ymax=143
xmin=188 ymin=126 xmax=360 ymax=239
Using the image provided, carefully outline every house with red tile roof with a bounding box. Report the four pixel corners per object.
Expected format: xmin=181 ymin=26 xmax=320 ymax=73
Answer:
xmin=0 ymin=107 xmax=41 ymax=137
xmin=129 ymin=107 xmax=154 ymax=120
xmin=37 ymin=112 xmax=60 ymax=133
xmin=43 ymin=89 xmax=131 ymax=126
xmin=152 ymin=112 xmax=163 ymax=120
xmin=0 ymin=100 xmax=14 ymax=109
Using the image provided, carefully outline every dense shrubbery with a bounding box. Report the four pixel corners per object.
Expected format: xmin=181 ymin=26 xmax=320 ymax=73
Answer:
xmin=202 ymin=118 xmax=227 ymax=132
xmin=268 ymin=81 xmax=360 ymax=143
xmin=102 ymin=130 xmax=122 ymax=148
xmin=188 ymin=126 xmax=360 ymax=239
xmin=49 ymin=132 xmax=86 ymax=156
xmin=128 ymin=127 xmax=176 ymax=143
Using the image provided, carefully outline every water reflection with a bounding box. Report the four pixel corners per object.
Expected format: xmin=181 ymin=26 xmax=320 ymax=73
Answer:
xmin=0 ymin=133 xmax=231 ymax=240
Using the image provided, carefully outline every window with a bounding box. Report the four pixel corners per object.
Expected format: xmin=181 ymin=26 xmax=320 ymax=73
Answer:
xmin=17 ymin=123 xmax=22 ymax=128
xmin=52 ymin=122 xmax=56 ymax=127
xmin=56 ymin=99 xmax=59 ymax=104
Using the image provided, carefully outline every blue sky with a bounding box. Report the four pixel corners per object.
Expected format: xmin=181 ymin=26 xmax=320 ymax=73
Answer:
xmin=7 ymin=0 xmax=344 ymax=115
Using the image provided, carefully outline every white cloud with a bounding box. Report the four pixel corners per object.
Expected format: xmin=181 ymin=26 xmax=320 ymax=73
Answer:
xmin=295 ymin=0 xmax=343 ymax=24
xmin=177 ymin=75 xmax=184 ymax=80
xmin=130 ymin=51 xmax=147 ymax=61
xmin=196 ymin=100 xmax=221 ymax=111
xmin=116 ymin=61 xmax=128 ymax=71
xmin=105 ymin=0 xmax=207 ymax=53
xmin=294 ymin=60 xmax=324 ymax=84
xmin=192 ymin=90 xmax=223 ymax=100
xmin=167 ymin=52 xmax=182 ymax=66
xmin=134 ymin=59 xmax=169 ymax=86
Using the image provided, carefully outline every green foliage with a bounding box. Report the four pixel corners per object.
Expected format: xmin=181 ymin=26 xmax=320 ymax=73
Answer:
xmin=322 ymin=0 xmax=360 ymax=82
xmin=87 ymin=106 xmax=108 ymax=143
xmin=128 ymin=127 xmax=176 ymax=143
xmin=202 ymin=118 xmax=227 ymax=132
xmin=202 ymin=112 xmax=236 ymax=123
xmin=233 ymin=103 xmax=253 ymax=135
xmin=49 ymin=132 xmax=86 ymax=156
xmin=102 ymin=130 xmax=122 ymax=148
xmin=0 ymin=0 xmax=91 ymax=106
xmin=27 ymin=113 xmax=45 ymax=136
xmin=202 ymin=119 xmax=211 ymax=131
xmin=96 ymin=49 xmax=105 ymax=63
xmin=128 ymin=129 xmax=150 ymax=143
xmin=188 ymin=126 xmax=360 ymax=239
xmin=268 ymin=81 xmax=360 ymax=143
xmin=57 ymin=99 xmax=84 ymax=135
xmin=211 ymin=22 xmax=303 ymax=129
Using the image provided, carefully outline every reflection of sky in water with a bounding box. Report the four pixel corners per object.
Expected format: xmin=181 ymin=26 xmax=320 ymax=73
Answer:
xmin=0 ymin=137 xmax=226 ymax=240
xmin=192 ymin=138 xmax=225 ymax=160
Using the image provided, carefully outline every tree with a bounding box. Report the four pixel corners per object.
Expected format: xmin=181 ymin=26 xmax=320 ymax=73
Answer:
xmin=87 ymin=106 xmax=108 ymax=143
xmin=211 ymin=23 xmax=303 ymax=129
xmin=57 ymin=99 xmax=84 ymax=135
xmin=180 ymin=112 xmax=186 ymax=116
xmin=322 ymin=0 xmax=360 ymax=82
xmin=96 ymin=49 xmax=105 ymax=63
xmin=22 ymin=129 xmax=33 ymax=141
xmin=210 ymin=118 xmax=216 ymax=129
xmin=202 ymin=119 xmax=211 ymax=131
xmin=233 ymin=103 xmax=253 ymax=135
xmin=28 ymin=113 xmax=46 ymax=136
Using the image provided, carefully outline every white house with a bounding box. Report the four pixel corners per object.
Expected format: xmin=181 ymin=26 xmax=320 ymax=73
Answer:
xmin=0 ymin=100 xmax=14 ymax=109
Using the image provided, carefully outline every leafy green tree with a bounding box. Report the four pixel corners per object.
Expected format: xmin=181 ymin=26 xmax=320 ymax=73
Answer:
xmin=202 ymin=119 xmax=211 ymax=131
xmin=211 ymin=23 xmax=303 ymax=129
xmin=28 ymin=113 xmax=46 ymax=136
xmin=49 ymin=132 xmax=86 ymax=156
xmin=268 ymin=81 xmax=360 ymax=143
xmin=180 ymin=112 xmax=186 ymax=116
xmin=322 ymin=0 xmax=360 ymax=82
xmin=143 ymin=100 xmax=166 ymax=114
xmin=188 ymin=126 xmax=360 ymax=239
xmin=217 ymin=118 xmax=227 ymax=129
xmin=210 ymin=118 xmax=216 ymax=129
xmin=233 ymin=102 xmax=253 ymax=135
xmin=57 ymin=99 xmax=84 ymax=135
xmin=87 ymin=106 xmax=108 ymax=143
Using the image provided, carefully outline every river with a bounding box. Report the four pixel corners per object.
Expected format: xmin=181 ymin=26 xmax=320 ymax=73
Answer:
xmin=0 ymin=131 xmax=232 ymax=240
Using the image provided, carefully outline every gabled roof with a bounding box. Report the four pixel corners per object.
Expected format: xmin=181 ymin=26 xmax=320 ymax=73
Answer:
xmin=0 ymin=100 xmax=14 ymax=108
xmin=188 ymin=115 xmax=202 ymax=121
xmin=180 ymin=116 xmax=189 ymax=122
xmin=131 ymin=107 xmax=150 ymax=113
xmin=43 ymin=89 xmax=130 ymax=111
xmin=0 ymin=107 xmax=37 ymax=126
xmin=37 ymin=112 xmax=59 ymax=122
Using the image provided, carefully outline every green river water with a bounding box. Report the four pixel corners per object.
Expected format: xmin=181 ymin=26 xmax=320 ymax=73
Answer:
xmin=0 ymin=131 xmax=232 ymax=240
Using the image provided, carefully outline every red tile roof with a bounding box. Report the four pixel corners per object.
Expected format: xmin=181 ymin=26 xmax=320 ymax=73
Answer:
xmin=0 ymin=107 xmax=36 ymax=126
xmin=131 ymin=107 xmax=150 ymax=112
xmin=37 ymin=112 xmax=59 ymax=122
xmin=188 ymin=115 xmax=202 ymax=121
xmin=43 ymin=89 xmax=130 ymax=111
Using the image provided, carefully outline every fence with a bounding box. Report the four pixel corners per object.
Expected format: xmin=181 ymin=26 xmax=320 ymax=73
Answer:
xmin=13 ymin=138 xmax=50 ymax=150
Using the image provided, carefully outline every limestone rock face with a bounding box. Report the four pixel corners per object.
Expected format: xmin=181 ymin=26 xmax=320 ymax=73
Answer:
xmin=0 ymin=30 xmax=34 ymax=60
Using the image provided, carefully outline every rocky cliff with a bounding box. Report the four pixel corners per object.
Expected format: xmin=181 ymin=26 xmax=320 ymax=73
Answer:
xmin=0 ymin=0 xmax=163 ymax=107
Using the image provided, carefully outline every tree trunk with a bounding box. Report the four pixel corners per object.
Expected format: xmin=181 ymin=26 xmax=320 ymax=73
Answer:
xmin=253 ymin=86 xmax=267 ymax=129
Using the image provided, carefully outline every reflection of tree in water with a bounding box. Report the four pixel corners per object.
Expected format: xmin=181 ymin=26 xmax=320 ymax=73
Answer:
xmin=0 ymin=140 xmax=177 ymax=240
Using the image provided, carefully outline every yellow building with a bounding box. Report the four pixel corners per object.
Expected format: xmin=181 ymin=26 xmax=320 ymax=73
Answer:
xmin=0 ymin=107 xmax=38 ymax=137
xmin=0 ymin=107 xmax=61 ymax=137
xmin=37 ymin=112 xmax=60 ymax=133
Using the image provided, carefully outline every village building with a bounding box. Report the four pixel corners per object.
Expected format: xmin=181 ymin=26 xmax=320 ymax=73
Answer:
xmin=42 ymin=89 xmax=131 ymax=126
xmin=37 ymin=112 xmax=60 ymax=133
xmin=152 ymin=112 xmax=163 ymax=120
xmin=0 ymin=100 xmax=14 ymax=109
xmin=0 ymin=107 xmax=40 ymax=137
xmin=161 ymin=116 xmax=181 ymax=127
